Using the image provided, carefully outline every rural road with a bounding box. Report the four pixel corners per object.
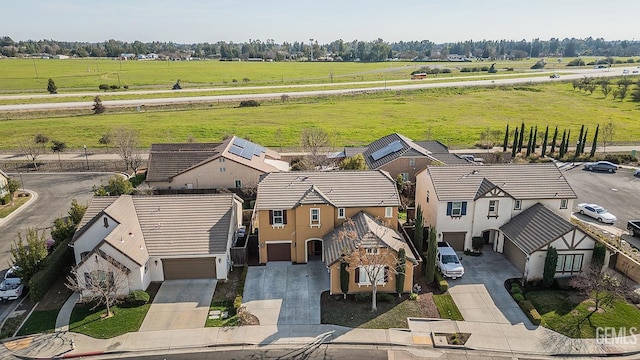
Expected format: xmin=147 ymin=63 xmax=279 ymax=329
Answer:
xmin=1 ymin=66 xmax=636 ymax=112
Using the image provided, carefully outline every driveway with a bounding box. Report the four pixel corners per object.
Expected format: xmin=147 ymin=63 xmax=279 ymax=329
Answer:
xmin=242 ymin=261 xmax=330 ymax=325
xmin=139 ymin=279 xmax=217 ymax=331
xmin=449 ymin=248 xmax=532 ymax=326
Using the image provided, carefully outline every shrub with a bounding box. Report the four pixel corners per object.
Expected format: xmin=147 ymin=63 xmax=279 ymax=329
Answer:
xmin=512 ymin=293 xmax=525 ymax=302
xmin=435 ymin=272 xmax=449 ymax=292
xmin=603 ymin=154 xmax=634 ymax=164
xmin=98 ymin=84 xmax=109 ymax=91
xmin=233 ymin=295 xmax=243 ymax=310
xmin=518 ymin=300 xmax=541 ymax=325
xmin=355 ymin=293 xmax=371 ymax=302
xmin=510 ymin=283 xmax=522 ymax=294
xmin=409 ymin=292 xmax=418 ymax=300
xmin=109 ymin=85 xmax=120 ymax=90
xmin=239 ymin=100 xmax=260 ymax=107
xmin=29 ymin=237 xmax=74 ymax=301
xmin=555 ymin=276 xmax=575 ymax=290
xmin=377 ymin=293 xmax=394 ymax=303
xmin=471 ymin=236 xmax=484 ymax=252
xmin=123 ymin=290 xmax=150 ymax=307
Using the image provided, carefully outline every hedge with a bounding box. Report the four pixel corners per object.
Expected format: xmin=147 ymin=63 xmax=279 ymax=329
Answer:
xmin=435 ymin=272 xmax=449 ymax=292
xmin=28 ymin=237 xmax=75 ymax=301
xmin=233 ymin=265 xmax=249 ymax=310
xmin=518 ymin=299 xmax=542 ymax=325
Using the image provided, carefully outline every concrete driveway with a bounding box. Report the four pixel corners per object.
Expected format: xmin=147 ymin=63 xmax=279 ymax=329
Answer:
xmin=242 ymin=261 xmax=330 ymax=325
xmin=449 ymin=247 xmax=533 ymax=326
xmin=139 ymin=279 xmax=217 ymax=331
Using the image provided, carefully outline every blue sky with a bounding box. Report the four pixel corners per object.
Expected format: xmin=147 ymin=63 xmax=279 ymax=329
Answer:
xmin=4 ymin=0 xmax=639 ymax=44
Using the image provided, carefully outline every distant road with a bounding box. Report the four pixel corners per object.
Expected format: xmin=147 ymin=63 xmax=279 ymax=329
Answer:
xmin=0 ymin=66 xmax=636 ymax=112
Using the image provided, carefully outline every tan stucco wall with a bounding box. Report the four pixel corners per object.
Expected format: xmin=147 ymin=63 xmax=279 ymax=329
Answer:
xmin=257 ymin=205 xmax=398 ymax=264
xmin=328 ymin=254 xmax=415 ymax=295
xmin=148 ymin=158 xmax=265 ymax=190
xmin=378 ymin=157 xmax=432 ymax=184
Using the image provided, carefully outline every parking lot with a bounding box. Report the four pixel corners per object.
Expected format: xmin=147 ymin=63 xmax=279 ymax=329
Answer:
xmin=562 ymin=165 xmax=640 ymax=229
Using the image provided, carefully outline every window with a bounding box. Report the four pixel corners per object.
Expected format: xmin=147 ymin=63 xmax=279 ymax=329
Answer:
xmin=409 ymin=159 xmax=415 ymax=167
xmin=356 ymin=265 xmax=388 ymax=286
xmin=488 ymin=200 xmax=499 ymax=217
xmin=556 ymin=254 xmax=584 ymax=273
xmin=366 ymin=247 xmax=379 ymax=255
xmin=234 ymin=180 xmax=242 ymax=188
xmin=560 ymin=199 xmax=568 ymax=209
xmin=270 ymin=209 xmax=285 ymax=226
xmin=219 ymin=158 xmax=225 ymax=163
xmin=219 ymin=167 xmax=226 ymax=172
xmin=385 ymin=207 xmax=393 ymax=218
xmin=447 ymin=201 xmax=467 ymax=217
xmin=85 ymin=270 xmax=114 ymax=288
xmin=338 ymin=208 xmax=345 ymax=219
xmin=103 ymin=217 xmax=109 ymax=228
xmin=310 ymin=208 xmax=320 ymax=226
xmin=400 ymin=173 xmax=409 ymax=182
xmin=514 ymin=200 xmax=522 ymax=210
xmin=426 ymin=190 xmax=430 ymax=203
xmin=144 ymin=262 xmax=149 ymax=273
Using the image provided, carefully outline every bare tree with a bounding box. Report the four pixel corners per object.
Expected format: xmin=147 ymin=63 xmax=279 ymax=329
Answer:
xmin=111 ymin=127 xmax=139 ymax=170
xmin=301 ymin=128 xmax=330 ymax=169
xmin=334 ymin=217 xmax=401 ymax=312
xmin=19 ymin=134 xmax=48 ymax=170
xmin=66 ymin=258 xmax=129 ymax=318
xmin=600 ymin=122 xmax=615 ymax=153
xmin=570 ymin=265 xmax=632 ymax=319
xmin=129 ymin=153 xmax=144 ymax=174
xmin=133 ymin=183 xmax=155 ymax=195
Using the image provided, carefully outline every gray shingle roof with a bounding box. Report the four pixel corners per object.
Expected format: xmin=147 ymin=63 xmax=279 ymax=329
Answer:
xmin=426 ymin=163 xmax=576 ymax=201
xmin=363 ymin=133 xmax=436 ymax=169
xmin=413 ymin=140 xmax=450 ymax=154
xmin=323 ymin=211 xmax=417 ymax=266
xmin=146 ymin=142 xmax=223 ymax=182
xmin=500 ymin=203 xmax=577 ymax=254
xmin=429 ymin=153 xmax=474 ymax=166
xmin=255 ymin=170 xmax=400 ymax=210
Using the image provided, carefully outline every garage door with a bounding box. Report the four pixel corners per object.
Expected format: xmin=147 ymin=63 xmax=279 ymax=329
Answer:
xmin=503 ymin=239 xmax=527 ymax=271
xmin=267 ymin=243 xmax=291 ymax=262
xmin=163 ymin=258 xmax=216 ymax=280
xmin=442 ymin=232 xmax=466 ymax=251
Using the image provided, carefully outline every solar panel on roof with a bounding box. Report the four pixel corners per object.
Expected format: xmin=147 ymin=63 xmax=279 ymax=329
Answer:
xmin=233 ymin=137 xmax=247 ymax=148
xmin=254 ymin=145 xmax=266 ymax=156
xmin=229 ymin=145 xmax=243 ymax=156
xmin=370 ymin=140 xmax=404 ymax=161
xmin=240 ymin=147 xmax=254 ymax=160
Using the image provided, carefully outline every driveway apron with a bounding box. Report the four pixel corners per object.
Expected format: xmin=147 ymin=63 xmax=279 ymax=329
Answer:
xmin=448 ymin=248 xmax=533 ymax=326
xmin=139 ymin=279 xmax=217 ymax=331
xmin=242 ymin=261 xmax=330 ymax=325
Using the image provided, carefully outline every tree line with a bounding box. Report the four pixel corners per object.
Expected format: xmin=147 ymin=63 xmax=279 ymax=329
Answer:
xmin=1 ymin=35 xmax=639 ymax=61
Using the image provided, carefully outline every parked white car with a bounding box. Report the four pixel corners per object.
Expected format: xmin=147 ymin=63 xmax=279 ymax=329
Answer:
xmin=576 ymin=203 xmax=617 ymax=224
xmin=436 ymin=242 xmax=464 ymax=279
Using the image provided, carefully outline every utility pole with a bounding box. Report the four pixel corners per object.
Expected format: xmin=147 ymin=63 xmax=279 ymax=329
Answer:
xmin=83 ymin=145 xmax=89 ymax=170
xmin=309 ymin=39 xmax=314 ymax=61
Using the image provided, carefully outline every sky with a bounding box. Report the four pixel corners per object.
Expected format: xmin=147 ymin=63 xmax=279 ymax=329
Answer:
xmin=3 ymin=0 xmax=639 ymax=44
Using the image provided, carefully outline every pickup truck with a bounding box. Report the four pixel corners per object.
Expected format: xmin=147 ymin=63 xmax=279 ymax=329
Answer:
xmin=436 ymin=242 xmax=465 ymax=279
xmin=628 ymin=220 xmax=640 ymax=238
xmin=0 ymin=279 xmax=24 ymax=302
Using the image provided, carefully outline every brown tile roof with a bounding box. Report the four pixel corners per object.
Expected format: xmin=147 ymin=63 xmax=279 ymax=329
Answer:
xmin=146 ymin=142 xmax=223 ymax=182
xmin=363 ymin=133 xmax=437 ymax=169
xmin=323 ymin=211 xmax=417 ymax=266
xmin=255 ymin=170 xmax=400 ymax=210
xmin=425 ymin=163 xmax=577 ymax=201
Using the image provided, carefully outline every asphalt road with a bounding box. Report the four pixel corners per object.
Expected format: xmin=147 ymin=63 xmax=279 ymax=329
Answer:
xmin=0 ymin=66 xmax=636 ymax=112
xmin=562 ymin=165 xmax=640 ymax=230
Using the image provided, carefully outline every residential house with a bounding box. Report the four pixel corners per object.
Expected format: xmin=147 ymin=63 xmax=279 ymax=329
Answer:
xmin=415 ymin=163 xmax=599 ymax=282
xmin=253 ymin=170 xmax=419 ymax=294
xmin=70 ymin=194 xmax=243 ymax=296
xmin=0 ymin=170 xmax=8 ymax=198
xmin=145 ymin=136 xmax=289 ymax=190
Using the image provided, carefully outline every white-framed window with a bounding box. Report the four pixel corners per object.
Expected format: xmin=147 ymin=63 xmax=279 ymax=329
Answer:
xmin=409 ymin=159 xmax=415 ymax=167
xmin=272 ymin=210 xmax=284 ymax=225
xmin=514 ymin=199 xmax=522 ymax=210
xmin=450 ymin=202 xmax=463 ymax=216
xmin=219 ymin=167 xmax=226 ymax=172
xmin=144 ymin=261 xmax=149 ymax=273
xmin=234 ymin=180 xmax=242 ymax=188
xmin=488 ymin=200 xmax=499 ymax=217
xmin=310 ymin=208 xmax=320 ymax=226
xmin=560 ymin=199 xmax=568 ymax=209
xmin=385 ymin=207 xmax=393 ymax=218
xmin=366 ymin=247 xmax=379 ymax=255
xmin=338 ymin=208 xmax=345 ymax=219
xmin=356 ymin=265 xmax=387 ymax=286
xmin=555 ymin=254 xmax=584 ymax=273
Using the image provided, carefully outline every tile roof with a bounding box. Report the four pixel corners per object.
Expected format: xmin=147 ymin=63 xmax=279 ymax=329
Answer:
xmin=73 ymin=194 xmax=239 ymax=262
xmin=500 ymin=203 xmax=577 ymax=254
xmin=255 ymin=170 xmax=400 ymax=210
xmin=413 ymin=140 xmax=450 ymax=154
xmin=428 ymin=153 xmax=474 ymax=166
xmin=363 ymin=133 xmax=437 ymax=169
xmin=323 ymin=211 xmax=417 ymax=266
xmin=425 ymin=163 xmax=576 ymax=201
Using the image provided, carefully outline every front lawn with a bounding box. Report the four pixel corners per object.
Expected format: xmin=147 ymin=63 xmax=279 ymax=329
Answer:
xmin=205 ymin=301 xmax=238 ymax=327
xmin=0 ymin=194 xmax=30 ymax=218
xmin=527 ymin=290 xmax=640 ymax=338
xmin=16 ymin=310 xmax=59 ymax=336
xmin=433 ymin=293 xmax=464 ymax=321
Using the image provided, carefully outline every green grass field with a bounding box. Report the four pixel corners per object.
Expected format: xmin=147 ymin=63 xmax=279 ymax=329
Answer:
xmin=1 ymin=82 xmax=638 ymax=150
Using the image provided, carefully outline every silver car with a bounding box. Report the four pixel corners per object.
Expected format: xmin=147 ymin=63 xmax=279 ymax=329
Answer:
xmin=576 ymin=203 xmax=617 ymax=224
xmin=583 ymin=161 xmax=618 ymax=173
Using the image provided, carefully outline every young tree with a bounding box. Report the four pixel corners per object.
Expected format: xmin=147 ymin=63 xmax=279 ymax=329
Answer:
xmin=564 ymin=130 xmax=571 ymax=155
xmin=601 ymin=122 xmax=615 ymax=153
xmin=68 ymin=198 xmax=88 ymax=226
xmin=50 ymin=217 xmax=75 ymax=244
xmin=47 ymin=78 xmax=57 ymax=94
xmin=517 ymin=122 xmax=525 ymax=153
xmin=111 ymin=127 xmax=139 ymax=170
xmin=590 ymin=124 xmax=599 ymax=158
xmin=542 ymin=246 xmax=558 ymax=288
xmin=6 ymin=178 xmax=21 ymax=206
xmin=580 ymin=128 xmax=588 ymax=155
xmin=94 ymin=175 xmax=133 ymax=196
xmin=559 ymin=130 xmax=567 ymax=158
xmin=339 ymin=153 xmax=367 ymax=170
xmin=300 ymin=128 xmax=330 ymax=169
xmin=51 ymin=140 xmax=66 ymax=170
xmin=395 ymin=248 xmax=406 ymax=296
xmin=570 ymin=265 xmax=632 ymax=321
xmin=550 ymin=126 xmax=558 ymax=154
xmin=525 ymin=127 xmax=533 ymax=156
xmin=93 ymin=96 xmax=105 ymax=114
xmin=10 ymin=227 xmax=48 ymax=282
xmin=575 ymin=125 xmax=584 ymax=156
xmin=19 ymin=134 xmax=49 ymax=170
xmin=414 ymin=205 xmax=424 ymax=255
xmin=591 ymin=242 xmax=606 ymax=268
xmin=425 ymin=226 xmax=437 ymax=284
xmin=98 ymin=132 xmax=112 ymax=147
xmin=511 ymin=128 xmax=519 ymax=157
xmin=339 ymin=261 xmax=349 ymax=299
xmin=541 ymin=126 xmax=549 ymax=156
xmin=66 ymin=260 xmax=129 ymax=318
xmin=502 ymin=124 xmax=509 ymax=152
xmin=532 ymin=126 xmax=538 ymax=153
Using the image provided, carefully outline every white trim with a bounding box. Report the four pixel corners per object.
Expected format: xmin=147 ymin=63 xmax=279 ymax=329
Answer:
xmin=337 ymin=208 xmax=345 ymax=219
xmin=304 ymin=238 xmax=324 ymax=263
xmin=385 ymin=207 xmax=393 ymax=218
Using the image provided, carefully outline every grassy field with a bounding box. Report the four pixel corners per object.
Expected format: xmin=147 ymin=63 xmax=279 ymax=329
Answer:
xmin=1 ymin=81 xmax=638 ymax=150
xmin=0 ymin=58 xmax=557 ymax=93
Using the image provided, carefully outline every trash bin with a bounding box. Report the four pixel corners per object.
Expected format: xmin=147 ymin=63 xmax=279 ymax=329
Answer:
xmin=632 ymin=149 xmax=637 ymax=159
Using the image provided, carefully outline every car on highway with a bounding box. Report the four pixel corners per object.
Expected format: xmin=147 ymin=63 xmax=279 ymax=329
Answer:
xmin=550 ymin=73 xmax=560 ymax=78
xmin=583 ymin=161 xmax=618 ymax=173
xmin=634 ymin=169 xmax=640 ymax=177
xmin=576 ymin=203 xmax=617 ymax=224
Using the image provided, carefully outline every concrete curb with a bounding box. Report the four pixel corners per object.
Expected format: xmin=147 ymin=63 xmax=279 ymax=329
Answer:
xmin=0 ymin=189 xmax=38 ymax=227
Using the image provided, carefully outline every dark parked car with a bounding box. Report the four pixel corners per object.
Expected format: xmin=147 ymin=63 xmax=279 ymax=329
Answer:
xmin=583 ymin=161 xmax=618 ymax=173
xmin=634 ymin=169 xmax=640 ymax=177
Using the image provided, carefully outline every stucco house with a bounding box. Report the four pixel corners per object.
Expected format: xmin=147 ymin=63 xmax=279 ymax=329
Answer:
xmin=70 ymin=194 xmax=243 ymax=296
xmin=0 ymin=170 xmax=8 ymax=198
xmin=145 ymin=136 xmax=289 ymax=190
xmin=415 ymin=163 xmax=600 ymax=282
xmin=253 ymin=170 xmax=419 ymax=294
